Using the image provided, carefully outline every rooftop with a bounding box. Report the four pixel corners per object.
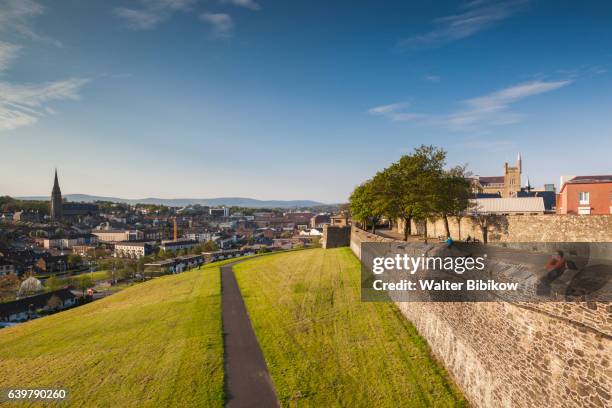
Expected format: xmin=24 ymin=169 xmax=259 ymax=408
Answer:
xmin=567 ymin=175 xmax=612 ymax=184
xmin=478 ymin=176 xmax=505 ymax=185
xmin=115 ymin=242 xmax=150 ymax=247
xmin=471 ymin=197 xmax=545 ymax=214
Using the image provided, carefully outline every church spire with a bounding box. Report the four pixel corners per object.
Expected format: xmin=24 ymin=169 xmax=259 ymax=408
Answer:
xmin=526 ymin=176 xmax=532 ymax=192
xmin=52 ymin=168 xmax=61 ymax=194
xmin=50 ymin=168 xmax=63 ymax=220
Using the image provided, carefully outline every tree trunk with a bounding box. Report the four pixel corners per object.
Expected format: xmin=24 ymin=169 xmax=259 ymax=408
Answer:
xmin=443 ymin=215 xmax=450 ymax=239
xmin=423 ymin=220 xmax=429 ymax=243
xmin=456 ymin=217 xmax=462 ymax=241
xmin=403 ymin=218 xmax=410 ymax=241
xmin=481 ymin=224 xmax=488 ymax=244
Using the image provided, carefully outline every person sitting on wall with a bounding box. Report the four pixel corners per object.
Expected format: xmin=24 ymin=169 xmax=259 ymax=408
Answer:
xmin=445 ymin=237 xmax=454 ymax=248
xmin=545 ymin=250 xmax=567 ymax=280
xmin=537 ymin=250 xmax=567 ymax=296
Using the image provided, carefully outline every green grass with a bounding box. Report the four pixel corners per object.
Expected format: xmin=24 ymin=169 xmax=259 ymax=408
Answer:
xmin=69 ymin=270 xmax=110 ymax=282
xmin=234 ymin=248 xmax=466 ymax=407
xmin=0 ymin=264 xmax=224 ymax=408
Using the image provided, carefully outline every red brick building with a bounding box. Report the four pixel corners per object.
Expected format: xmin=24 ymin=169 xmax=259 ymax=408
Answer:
xmin=556 ymin=175 xmax=612 ymax=215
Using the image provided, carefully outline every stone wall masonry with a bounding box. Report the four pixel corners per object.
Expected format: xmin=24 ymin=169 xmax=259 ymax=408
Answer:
xmin=322 ymin=225 xmax=351 ymax=249
xmin=395 ymin=214 xmax=612 ymax=243
xmin=351 ymin=226 xmax=612 ymax=408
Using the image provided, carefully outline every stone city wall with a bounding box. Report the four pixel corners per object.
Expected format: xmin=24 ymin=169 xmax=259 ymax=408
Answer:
xmin=351 ymin=226 xmax=611 ymax=408
xmin=321 ymin=225 xmax=351 ymax=249
xmin=395 ymin=214 xmax=612 ymax=243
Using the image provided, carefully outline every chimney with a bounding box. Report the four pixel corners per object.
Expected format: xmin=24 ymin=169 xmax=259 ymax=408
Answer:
xmin=559 ymin=175 xmax=576 ymax=191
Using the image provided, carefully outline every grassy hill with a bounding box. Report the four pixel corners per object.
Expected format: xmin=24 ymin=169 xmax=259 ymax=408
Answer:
xmin=0 ymin=249 xmax=464 ymax=407
xmin=234 ymin=248 xmax=466 ymax=407
xmin=0 ymin=264 xmax=224 ymax=407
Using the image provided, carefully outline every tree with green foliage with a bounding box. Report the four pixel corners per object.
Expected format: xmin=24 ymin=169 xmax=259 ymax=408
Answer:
xmin=432 ymin=165 xmax=473 ymax=239
xmin=72 ymin=275 xmax=93 ymax=296
xmin=349 ymin=180 xmax=382 ymax=233
xmin=45 ymin=275 xmax=66 ymax=291
xmin=0 ymin=196 xmax=49 ymax=214
xmin=349 ymin=145 xmax=470 ymax=242
xmin=0 ymin=273 xmax=20 ymax=302
xmin=46 ymin=295 xmax=62 ymax=310
xmin=67 ymin=254 xmax=83 ymax=267
xmin=202 ymin=240 xmax=219 ymax=252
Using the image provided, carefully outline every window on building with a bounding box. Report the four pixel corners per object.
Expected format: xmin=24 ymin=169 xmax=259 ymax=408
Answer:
xmin=579 ymin=191 xmax=590 ymax=205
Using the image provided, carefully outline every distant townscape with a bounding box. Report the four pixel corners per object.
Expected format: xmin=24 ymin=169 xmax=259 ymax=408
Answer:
xmin=18 ymin=193 xmax=326 ymax=209
xmin=0 ymin=170 xmax=337 ymax=323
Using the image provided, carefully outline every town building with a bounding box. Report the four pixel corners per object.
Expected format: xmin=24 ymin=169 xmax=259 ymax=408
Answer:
xmin=472 ymin=153 xmax=522 ymax=198
xmin=310 ymin=214 xmax=331 ymax=228
xmin=299 ymin=228 xmax=324 ymax=237
xmin=92 ymin=230 xmax=143 ymax=242
xmin=0 ymin=288 xmax=78 ymax=322
xmin=72 ymin=245 xmax=98 ymax=256
xmin=114 ymin=242 xmax=153 ymax=259
xmin=202 ymin=248 xmax=256 ymax=263
xmin=159 ymin=239 xmax=198 ymax=252
xmin=144 ymin=254 xmax=203 ymax=275
xmin=0 ymin=258 xmax=15 ymax=276
xmin=283 ymin=212 xmax=313 ymax=228
xmin=41 ymin=234 xmax=97 ymax=249
xmin=556 ymin=175 xmax=612 ymax=215
xmin=209 ymin=207 xmax=229 ymax=217
xmin=185 ymin=232 xmax=216 ymax=242
xmin=330 ymin=213 xmax=349 ymax=227
xmin=35 ymin=254 xmax=69 ymax=274
xmin=13 ymin=210 xmax=42 ymax=223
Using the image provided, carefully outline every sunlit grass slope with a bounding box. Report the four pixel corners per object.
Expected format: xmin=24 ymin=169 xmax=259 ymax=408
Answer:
xmin=0 ymin=264 xmax=224 ymax=408
xmin=234 ymin=248 xmax=466 ymax=408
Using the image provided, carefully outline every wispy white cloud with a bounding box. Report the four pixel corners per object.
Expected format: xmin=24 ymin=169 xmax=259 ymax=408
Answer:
xmin=0 ymin=1 xmax=89 ymax=131
xmin=368 ymin=79 xmax=571 ymax=131
xmin=398 ymin=0 xmax=527 ymax=50
xmin=0 ymin=78 xmax=89 ymax=130
xmin=114 ymin=0 xmax=197 ymax=30
xmin=446 ymin=80 xmax=570 ymax=130
xmin=423 ymin=74 xmax=441 ymax=82
xmin=367 ymin=102 xmax=427 ymax=121
xmin=0 ymin=42 xmax=21 ymax=73
xmin=0 ymin=0 xmax=62 ymax=47
xmin=220 ymin=0 xmax=261 ymax=11
xmin=200 ymin=13 xmax=234 ymax=39
xmin=113 ymin=8 xmax=163 ymax=30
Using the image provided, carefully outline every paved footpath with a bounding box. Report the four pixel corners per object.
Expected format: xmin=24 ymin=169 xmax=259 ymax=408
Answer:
xmin=221 ymin=263 xmax=279 ymax=408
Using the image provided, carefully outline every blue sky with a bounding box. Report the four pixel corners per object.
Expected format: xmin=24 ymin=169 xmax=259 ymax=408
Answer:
xmin=1 ymin=0 xmax=611 ymax=203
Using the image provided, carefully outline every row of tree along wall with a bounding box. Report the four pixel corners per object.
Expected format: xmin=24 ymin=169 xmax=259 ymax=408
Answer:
xmin=395 ymin=214 xmax=612 ymax=242
xmin=351 ymin=226 xmax=611 ymax=408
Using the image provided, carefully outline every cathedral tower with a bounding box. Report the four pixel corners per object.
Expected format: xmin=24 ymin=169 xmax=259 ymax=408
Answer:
xmin=50 ymin=169 xmax=63 ymax=220
xmin=503 ymin=153 xmax=522 ymax=197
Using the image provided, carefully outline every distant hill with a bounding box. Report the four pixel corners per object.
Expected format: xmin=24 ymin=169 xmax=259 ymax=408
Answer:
xmin=16 ymin=194 xmax=326 ymax=208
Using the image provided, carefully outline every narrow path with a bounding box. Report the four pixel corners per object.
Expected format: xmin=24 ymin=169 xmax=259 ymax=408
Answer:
xmin=221 ymin=263 xmax=279 ymax=408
